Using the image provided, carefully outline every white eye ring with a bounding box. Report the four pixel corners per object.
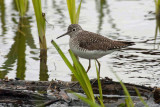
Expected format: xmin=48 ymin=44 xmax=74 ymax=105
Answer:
xmin=72 ymin=28 xmax=76 ymax=31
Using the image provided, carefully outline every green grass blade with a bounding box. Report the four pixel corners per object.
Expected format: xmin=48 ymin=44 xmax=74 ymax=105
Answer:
xmin=32 ymin=0 xmax=46 ymax=49
xmin=51 ymin=40 xmax=85 ymax=84
xmin=155 ymin=0 xmax=160 ymax=16
xmin=72 ymin=0 xmax=76 ymax=23
xmin=69 ymin=50 xmax=95 ymax=102
xmin=95 ymin=62 xmax=104 ymax=107
xmin=51 ymin=40 xmax=86 ymax=83
xmin=125 ymin=98 xmax=130 ymax=107
xmin=66 ymin=0 xmax=72 ymax=23
xmin=113 ymin=71 xmax=134 ymax=107
xmin=97 ymin=97 xmax=104 ymax=107
xmin=66 ymin=0 xmax=82 ymax=24
xmin=73 ymin=93 xmax=101 ymax=107
xmin=135 ymin=88 xmax=149 ymax=107
xmin=158 ymin=0 xmax=160 ymax=7
xmin=51 ymin=40 xmax=95 ymax=103
xmin=75 ymin=0 xmax=82 ymax=24
xmin=51 ymin=40 xmax=87 ymax=89
xmin=66 ymin=0 xmax=76 ymax=23
xmin=15 ymin=0 xmax=28 ymax=17
xmin=69 ymin=51 xmax=94 ymax=101
xmin=51 ymin=40 xmax=75 ymax=72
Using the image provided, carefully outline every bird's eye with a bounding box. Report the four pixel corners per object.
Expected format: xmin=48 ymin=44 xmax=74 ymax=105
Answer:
xmin=72 ymin=28 xmax=76 ymax=31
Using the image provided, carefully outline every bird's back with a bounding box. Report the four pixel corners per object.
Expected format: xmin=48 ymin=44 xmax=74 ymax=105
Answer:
xmin=74 ymin=31 xmax=134 ymax=51
xmin=69 ymin=30 xmax=134 ymax=59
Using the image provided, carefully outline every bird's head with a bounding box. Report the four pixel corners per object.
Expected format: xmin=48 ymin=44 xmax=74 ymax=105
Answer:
xmin=56 ymin=24 xmax=83 ymax=39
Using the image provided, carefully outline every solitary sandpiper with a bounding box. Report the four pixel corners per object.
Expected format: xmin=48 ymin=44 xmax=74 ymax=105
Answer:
xmin=57 ymin=24 xmax=134 ymax=72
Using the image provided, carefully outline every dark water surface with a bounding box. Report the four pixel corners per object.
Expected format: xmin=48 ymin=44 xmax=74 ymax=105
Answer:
xmin=0 ymin=0 xmax=159 ymax=87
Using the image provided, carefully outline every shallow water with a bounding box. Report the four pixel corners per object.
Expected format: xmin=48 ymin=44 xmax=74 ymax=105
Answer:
xmin=0 ymin=0 xmax=160 ymax=87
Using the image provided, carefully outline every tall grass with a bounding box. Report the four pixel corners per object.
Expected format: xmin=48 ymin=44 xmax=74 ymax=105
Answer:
xmin=135 ymin=88 xmax=149 ymax=107
xmin=32 ymin=0 xmax=47 ymax=49
xmin=66 ymin=0 xmax=82 ymax=24
xmin=96 ymin=62 xmax=105 ymax=107
xmin=32 ymin=0 xmax=48 ymax=82
xmin=51 ymin=40 xmax=96 ymax=103
xmin=112 ymin=71 xmax=134 ymax=107
xmin=15 ymin=0 xmax=28 ymax=17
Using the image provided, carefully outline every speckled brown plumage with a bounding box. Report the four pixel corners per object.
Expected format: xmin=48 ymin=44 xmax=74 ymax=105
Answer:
xmin=75 ymin=31 xmax=134 ymax=51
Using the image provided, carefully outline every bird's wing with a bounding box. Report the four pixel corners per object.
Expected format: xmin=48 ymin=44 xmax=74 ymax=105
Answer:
xmin=77 ymin=31 xmax=134 ymax=51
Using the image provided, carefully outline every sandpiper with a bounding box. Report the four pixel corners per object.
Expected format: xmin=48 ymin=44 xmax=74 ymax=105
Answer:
xmin=57 ymin=24 xmax=134 ymax=72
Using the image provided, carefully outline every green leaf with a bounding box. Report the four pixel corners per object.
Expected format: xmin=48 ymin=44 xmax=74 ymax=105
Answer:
xmin=66 ymin=0 xmax=82 ymax=24
xmin=51 ymin=40 xmax=75 ymax=73
xmin=75 ymin=0 xmax=82 ymax=24
xmin=95 ymin=62 xmax=105 ymax=107
xmin=73 ymin=93 xmax=101 ymax=107
xmin=112 ymin=70 xmax=134 ymax=107
xmin=135 ymin=88 xmax=149 ymax=107
xmin=66 ymin=0 xmax=76 ymax=23
xmin=69 ymin=50 xmax=95 ymax=102
xmin=15 ymin=0 xmax=28 ymax=17
xmin=51 ymin=40 xmax=95 ymax=103
xmin=32 ymin=0 xmax=47 ymax=49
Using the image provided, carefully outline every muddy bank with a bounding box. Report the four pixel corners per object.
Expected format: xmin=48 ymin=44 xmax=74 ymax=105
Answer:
xmin=0 ymin=78 xmax=160 ymax=106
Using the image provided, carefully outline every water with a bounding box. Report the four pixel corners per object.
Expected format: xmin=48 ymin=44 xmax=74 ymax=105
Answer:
xmin=0 ymin=0 xmax=159 ymax=87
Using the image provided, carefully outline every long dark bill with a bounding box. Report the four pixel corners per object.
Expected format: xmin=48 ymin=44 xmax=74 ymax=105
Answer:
xmin=56 ymin=31 xmax=70 ymax=39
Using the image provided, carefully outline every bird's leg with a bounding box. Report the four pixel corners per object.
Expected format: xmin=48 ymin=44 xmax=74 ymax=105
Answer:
xmin=96 ymin=59 xmax=101 ymax=75
xmin=91 ymin=59 xmax=101 ymax=85
xmin=86 ymin=59 xmax=91 ymax=73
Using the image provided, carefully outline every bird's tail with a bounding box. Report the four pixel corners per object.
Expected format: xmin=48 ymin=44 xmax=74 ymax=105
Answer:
xmin=121 ymin=41 xmax=135 ymax=46
xmin=112 ymin=41 xmax=135 ymax=49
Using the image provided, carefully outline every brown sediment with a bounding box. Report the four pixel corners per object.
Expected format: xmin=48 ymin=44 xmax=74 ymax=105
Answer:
xmin=0 ymin=78 xmax=159 ymax=106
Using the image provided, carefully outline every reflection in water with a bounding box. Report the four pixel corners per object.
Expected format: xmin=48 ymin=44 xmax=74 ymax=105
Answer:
xmin=0 ymin=0 xmax=7 ymax=35
xmin=16 ymin=18 xmax=27 ymax=80
xmin=52 ymin=0 xmax=66 ymax=29
xmin=154 ymin=15 xmax=160 ymax=49
xmin=0 ymin=17 xmax=38 ymax=80
xmin=95 ymin=0 xmax=120 ymax=34
xmin=0 ymin=0 xmax=49 ymax=80
xmin=105 ymin=0 xmax=120 ymax=33
xmin=12 ymin=0 xmax=18 ymax=11
xmin=39 ymin=49 xmax=48 ymax=81
xmin=95 ymin=0 xmax=105 ymax=33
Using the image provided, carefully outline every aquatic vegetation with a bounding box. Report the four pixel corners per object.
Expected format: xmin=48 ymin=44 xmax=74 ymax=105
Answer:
xmin=155 ymin=0 xmax=160 ymax=17
xmin=154 ymin=0 xmax=160 ymax=47
xmin=111 ymin=69 xmax=134 ymax=107
xmin=112 ymin=70 xmax=148 ymax=107
xmin=32 ymin=0 xmax=48 ymax=81
xmin=15 ymin=0 xmax=28 ymax=17
xmin=66 ymin=0 xmax=82 ymax=24
xmin=51 ymin=40 xmax=96 ymax=104
xmin=96 ymin=62 xmax=105 ymax=107
xmin=32 ymin=0 xmax=47 ymax=49
xmin=135 ymin=88 xmax=149 ymax=107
